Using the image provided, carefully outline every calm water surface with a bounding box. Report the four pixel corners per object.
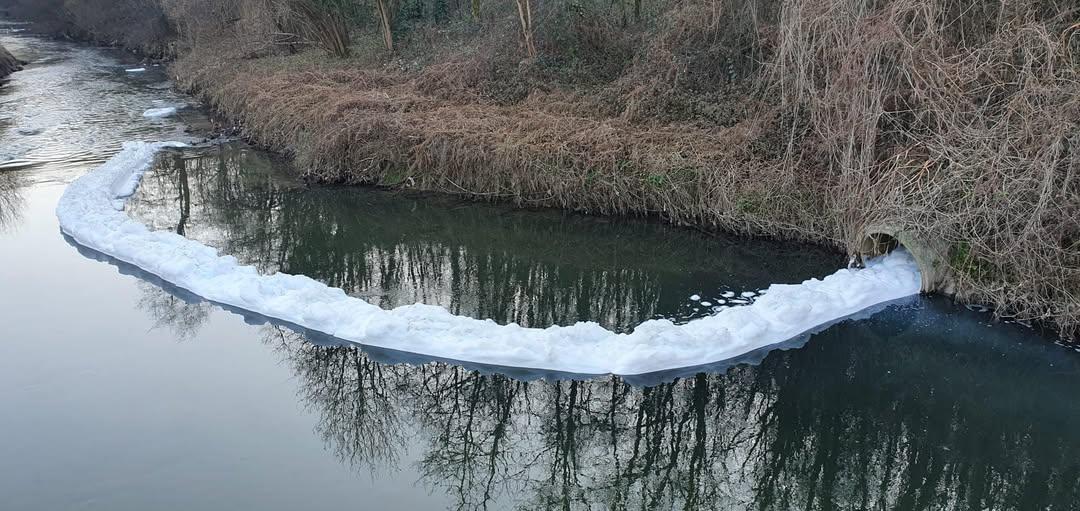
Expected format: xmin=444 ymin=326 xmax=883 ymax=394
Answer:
xmin=127 ymin=143 xmax=843 ymax=332
xmin=2 ymin=27 xmax=1080 ymax=511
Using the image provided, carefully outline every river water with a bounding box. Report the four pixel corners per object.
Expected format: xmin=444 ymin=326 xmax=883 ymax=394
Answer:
xmin=3 ymin=28 xmax=1080 ymax=511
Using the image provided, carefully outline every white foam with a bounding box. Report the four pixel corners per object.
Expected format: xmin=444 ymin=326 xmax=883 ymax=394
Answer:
xmin=58 ymin=142 xmax=923 ymax=375
xmin=142 ymin=107 xmax=177 ymax=118
xmin=689 ymin=294 xmax=701 ymax=301
xmin=125 ymin=68 xmax=146 ymax=73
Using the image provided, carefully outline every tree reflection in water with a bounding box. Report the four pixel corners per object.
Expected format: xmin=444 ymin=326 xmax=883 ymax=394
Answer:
xmin=249 ymin=311 xmax=1080 ymax=511
xmin=266 ymin=330 xmax=409 ymax=473
xmin=127 ymin=143 xmax=1080 ymax=510
xmin=0 ymin=168 xmax=24 ymax=231
xmin=128 ymin=143 xmax=841 ymax=331
xmin=137 ymin=282 xmax=211 ymax=341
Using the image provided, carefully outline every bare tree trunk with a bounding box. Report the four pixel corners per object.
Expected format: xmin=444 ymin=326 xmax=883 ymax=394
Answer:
xmin=470 ymin=0 xmax=480 ymax=18
xmin=513 ymin=0 xmax=535 ymax=58
xmin=374 ymin=0 xmax=394 ymax=52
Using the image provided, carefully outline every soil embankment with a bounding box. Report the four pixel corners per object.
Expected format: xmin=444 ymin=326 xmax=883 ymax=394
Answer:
xmin=0 ymin=43 xmax=21 ymax=79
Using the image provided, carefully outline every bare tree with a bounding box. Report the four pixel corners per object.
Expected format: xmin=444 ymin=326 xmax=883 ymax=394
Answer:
xmin=372 ymin=0 xmax=394 ymax=51
xmin=513 ymin=0 xmax=535 ymax=58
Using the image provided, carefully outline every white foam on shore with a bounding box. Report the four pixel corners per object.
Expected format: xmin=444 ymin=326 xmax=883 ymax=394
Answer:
xmin=125 ymin=68 xmax=146 ymax=73
xmin=58 ymin=142 xmax=923 ymax=375
xmin=142 ymin=107 xmax=177 ymax=118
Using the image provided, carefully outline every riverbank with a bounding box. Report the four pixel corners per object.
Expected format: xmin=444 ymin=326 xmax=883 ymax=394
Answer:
xmin=172 ymin=45 xmax=832 ymax=241
xmin=4 ymin=0 xmax=1079 ymax=338
xmin=0 ymin=42 xmax=21 ymax=79
xmin=174 ymin=1 xmax=1079 ymax=339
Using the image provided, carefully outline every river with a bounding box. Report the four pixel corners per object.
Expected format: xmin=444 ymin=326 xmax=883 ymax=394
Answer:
xmin=2 ymin=27 xmax=1080 ymax=511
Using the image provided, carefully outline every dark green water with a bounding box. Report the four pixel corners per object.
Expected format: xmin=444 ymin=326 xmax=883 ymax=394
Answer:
xmin=2 ymin=26 xmax=1079 ymax=511
xmin=128 ymin=143 xmax=842 ymax=332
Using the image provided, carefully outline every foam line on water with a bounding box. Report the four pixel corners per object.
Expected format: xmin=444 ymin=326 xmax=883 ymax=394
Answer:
xmin=142 ymin=107 xmax=177 ymax=118
xmin=57 ymin=142 xmax=923 ymax=375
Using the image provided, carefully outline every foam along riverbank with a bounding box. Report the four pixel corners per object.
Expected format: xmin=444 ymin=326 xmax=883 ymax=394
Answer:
xmin=58 ymin=142 xmax=923 ymax=375
xmin=142 ymin=107 xmax=177 ymax=118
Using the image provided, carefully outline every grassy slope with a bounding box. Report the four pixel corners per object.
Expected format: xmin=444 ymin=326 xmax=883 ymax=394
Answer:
xmin=174 ymin=47 xmax=833 ymax=244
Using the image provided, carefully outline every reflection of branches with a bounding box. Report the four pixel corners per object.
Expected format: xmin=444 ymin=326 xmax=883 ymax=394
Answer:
xmin=403 ymin=371 xmax=767 ymax=511
xmin=221 ymin=316 xmax=1080 ymax=511
xmin=266 ymin=326 xmax=407 ymax=473
xmin=747 ymin=320 xmax=1080 ymax=511
xmin=415 ymin=368 xmax=526 ymax=511
xmin=0 ymin=169 xmax=24 ymax=231
xmin=176 ymin=153 xmax=191 ymax=235
xmin=124 ymin=145 xmax=1080 ymax=510
xmin=136 ymin=281 xmax=211 ymax=341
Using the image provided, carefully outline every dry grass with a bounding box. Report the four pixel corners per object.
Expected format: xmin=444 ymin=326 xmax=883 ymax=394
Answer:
xmin=768 ymin=0 xmax=1080 ymax=334
xmin=176 ymin=49 xmax=830 ymax=241
xmin=170 ymin=0 xmax=1080 ymax=337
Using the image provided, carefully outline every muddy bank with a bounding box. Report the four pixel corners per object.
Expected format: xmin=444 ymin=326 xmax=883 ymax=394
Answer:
xmin=0 ymin=43 xmax=21 ymax=79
